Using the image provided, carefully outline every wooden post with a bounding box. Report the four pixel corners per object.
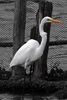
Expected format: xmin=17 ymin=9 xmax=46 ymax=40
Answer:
xmin=13 ymin=0 xmax=26 ymax=54
xmin=10 ymin=0 xmax=26 ymax=79
xmin=31 ymin=1 xmax=53 ymax=79
xmin=40 ymin=1 xmax=53 ymax=78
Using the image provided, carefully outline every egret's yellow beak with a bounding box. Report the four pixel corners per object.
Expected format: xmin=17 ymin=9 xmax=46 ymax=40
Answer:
xmin=49 ymin=18 xmax=61 ymax=23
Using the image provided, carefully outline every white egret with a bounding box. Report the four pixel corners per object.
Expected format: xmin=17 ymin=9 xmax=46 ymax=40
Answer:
xmin=10 ymin=16 xmax=61 ymax=74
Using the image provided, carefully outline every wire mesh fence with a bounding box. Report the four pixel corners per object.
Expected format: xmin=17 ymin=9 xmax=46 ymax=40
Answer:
xmin=47 ymin=0 xmax=67 ymax=72
xmin=0 ymin=0 xmax=67 ymax=72
xmin=0 ymin=1 xmax=14 ymax=70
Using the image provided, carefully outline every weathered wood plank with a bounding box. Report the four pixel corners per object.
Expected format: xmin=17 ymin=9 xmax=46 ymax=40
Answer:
xmin=13 ymin=0 xmax=26 ymax=54
xmin=1 ymin=40 xmax=67 ymax=47
xmin=40 ymin=1 xmax=53 ymax=77
xmin=10 ymin=0 xmax=26 ymax=79
xmin=31 ymin=1 xmax=53 ymax=79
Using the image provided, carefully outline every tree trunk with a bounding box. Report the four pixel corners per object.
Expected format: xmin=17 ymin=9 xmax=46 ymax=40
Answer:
xmin=31 ymin=1 xmax=53 ymax=79
xmin=41 ymin=1 xmax=53 ymax=78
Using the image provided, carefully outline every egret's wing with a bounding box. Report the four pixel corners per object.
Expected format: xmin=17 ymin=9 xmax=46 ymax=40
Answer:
xmin=10 ymin=39 xmax=39 ymax=67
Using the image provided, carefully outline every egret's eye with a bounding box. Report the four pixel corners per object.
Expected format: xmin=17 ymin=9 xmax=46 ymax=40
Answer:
xmin=47 ymin=18 xmax=52 ymax=22
xmin=47 ymin=19 xmax=50 ymax=21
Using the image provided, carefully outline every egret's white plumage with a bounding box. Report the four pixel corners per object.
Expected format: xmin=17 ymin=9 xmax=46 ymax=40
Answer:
xmin=10 ymin=16 xmax=61 ymax=74
xmin=10 ymin=39 xmax=40 ymax=67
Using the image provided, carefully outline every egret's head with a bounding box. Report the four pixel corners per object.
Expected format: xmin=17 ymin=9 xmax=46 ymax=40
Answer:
xmin=40 ymin=16 xmax=61 ymax=37
xmin=41 ymin=16 xmax=61 ymax=24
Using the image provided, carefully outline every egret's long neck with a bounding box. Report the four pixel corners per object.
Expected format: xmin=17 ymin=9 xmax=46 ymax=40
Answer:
xmin=39 ymin=21 xmax=44 ymax=34
xmin=39 ymin=20 xmax=47 ymax=52
xmin=39 ymin=18 xmax=47 ymax=36
xmin=37 ymin=19 xmax=47 ymax=56
xmin=38 ymin=34 xmax=47 ymax=55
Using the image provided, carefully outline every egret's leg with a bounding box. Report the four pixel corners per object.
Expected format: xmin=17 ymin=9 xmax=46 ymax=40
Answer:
xmin=26 ymin=65 xmax=31 ymax=74
xmin=24 ymin=68 xmax=26 ymax=85
xmin=24 ymin=59 xmax=29 ymax=84
xmin=25 ymin=59 xmax=31 ymax=74
xmin=29 ymin=66 xmax=32 ymax=83
xmin=25 ymin=59 xmax=32 ymax=83
xmin=25 ymin=59 xmax=30 ymax=69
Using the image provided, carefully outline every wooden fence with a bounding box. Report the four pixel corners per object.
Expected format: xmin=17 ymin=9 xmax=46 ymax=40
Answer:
xmin=0 ymin=0 xmax=67 ymax=78
xmin=0 ymin=40 xmax=67 ymax=47
xmin=0 ymin=1 xmax=67 ymax=47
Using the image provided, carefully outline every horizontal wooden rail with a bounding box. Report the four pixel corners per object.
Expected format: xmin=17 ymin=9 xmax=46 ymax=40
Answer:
xmin=49 ymin=40 xmax=67 ymax=46
xmin=0 ymin=42 xmax=13 ymax=47
xmin=0 ymin=40 xmax=67 ymax=47
xmin=0 ymin=1 xmax=14 ymax=3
